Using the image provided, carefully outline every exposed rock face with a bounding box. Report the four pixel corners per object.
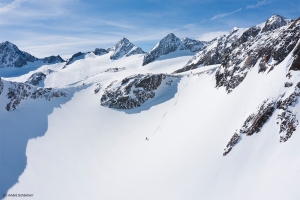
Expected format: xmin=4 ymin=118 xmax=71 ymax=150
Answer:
xmin=3 ymin=80 xmax=67 ymax=111
xmin=103 ymin=67 xmax=126 ymax=73
xmin=276 ymin=83 xmax=300 ymax=142
xmin=65 ymin=52 xmax=86 ymax=66
xmin=223 ymin=100 xmax=275 ymax=156
xmin=290 ymin=41 xmax=300 ymax=71
xmin=0 ymin=77 xmax=3 ymax=95
xmin=261 ymin=14 xmax=292 ymax=33
xmin=0 ymin=41 xmax=65 ymax=68
xmin=100 ymin=74 xmax=180 ymax=109
xmin=0 ymin=41 xmax=37 ymax=68
xmin=26 ymin=72 xmax=46 ymax=86
xmin=42 ymin=55 xmax=65 ymax=64
xmin=182 ymin=37 xmax=206 ymax=52
xmin=214 ymin=16 xmax=298 ymax=93
xmin=142 ymin=33 xmax=186 ymax=66
xmin=94 ymin=48 xmax=109 ymax=56
xmin=94 ymin=83 xmax=102 ymax=94
xmin=224 ymin=82 xmax=300 ymax=155
xmin=277 ymin=110 xmax=298 ymax=142
xmin=174 ymin=15 xmax=298 ymax=93
xmin=174 ymin=27 xmax=248 ymax=74
xmin=223 ymin=133 xmax=240 ymax=156
xmin=125 ymin=47 xmax=145 ymax=57
xmin=110 ymin=38 xmax=144 ymax=60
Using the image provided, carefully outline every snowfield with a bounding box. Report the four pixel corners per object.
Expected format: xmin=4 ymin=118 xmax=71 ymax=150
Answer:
xmin=1 ymin=14 xmax=300 ymax=200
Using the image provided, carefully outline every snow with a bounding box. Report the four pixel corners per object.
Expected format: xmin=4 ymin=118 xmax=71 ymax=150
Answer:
xmin=1 ymin=18 xmax=300 ymax=200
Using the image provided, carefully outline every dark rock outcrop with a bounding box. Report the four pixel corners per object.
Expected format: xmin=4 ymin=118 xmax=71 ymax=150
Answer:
xmin=42 ymin=55 xmax=65 ymax=64
xmin=2 ymin=80 xmax=67 ymax=111
xmin=94 ymin=48 xmax=109 ymax=56
xmin=223 ymin=100 xmax=275 ymax=155
xmin=100 ymin=74 xmax=180 ymax=109
xmin=25 ymin=72 xmax=46 ymax=86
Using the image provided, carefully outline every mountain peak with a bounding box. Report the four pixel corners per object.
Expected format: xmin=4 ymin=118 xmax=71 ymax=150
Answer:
xmin=110 ymin=38 xmax=144 ymax=60
xmin=142 ymin=33 xmax=186 ymax=66
xmin=261 ymin=14 xmax=292 ymax=33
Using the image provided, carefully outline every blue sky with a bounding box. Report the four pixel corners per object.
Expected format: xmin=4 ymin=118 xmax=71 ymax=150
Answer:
xmin=0 ymin=0 xmax=299 ymax=59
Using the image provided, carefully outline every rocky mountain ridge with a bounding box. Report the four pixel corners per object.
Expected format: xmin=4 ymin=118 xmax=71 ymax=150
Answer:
xmin=0 ymin=41 xmax=64 ymax=68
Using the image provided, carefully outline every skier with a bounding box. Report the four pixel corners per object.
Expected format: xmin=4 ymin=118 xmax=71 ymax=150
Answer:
xmin=146 ymin=137 xmax=149 ymax=141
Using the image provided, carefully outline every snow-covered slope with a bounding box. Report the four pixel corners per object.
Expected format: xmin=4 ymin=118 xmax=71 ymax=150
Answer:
xmin=1 ymin=14 xmax=300 ymax=200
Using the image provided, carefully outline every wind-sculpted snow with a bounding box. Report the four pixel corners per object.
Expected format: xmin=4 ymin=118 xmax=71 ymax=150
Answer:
xmin=0 ymin=41 xmax=65 ymax=68
xmin=100 ymin=74 xmax=180 ymax=109
xmin=110 ymin=38 xmax=144 ymax=60
xmin=2 ymin=80 xmax=67 ymax=111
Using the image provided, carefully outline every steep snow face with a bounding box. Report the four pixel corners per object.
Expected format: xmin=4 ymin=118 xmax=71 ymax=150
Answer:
xmin=261 ymin=14 xmax=293 ymax=33
xmin=142 ymin=33 xmax=186 ymax=66
xmin=0 ymin=41 xmax=65 ymax=68
xmin=110 ymin=38 xmax=145 ymax=60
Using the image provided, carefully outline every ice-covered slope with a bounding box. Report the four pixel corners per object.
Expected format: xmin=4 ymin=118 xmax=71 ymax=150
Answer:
xmin=1 ymin=14 xmax=300 ymax=200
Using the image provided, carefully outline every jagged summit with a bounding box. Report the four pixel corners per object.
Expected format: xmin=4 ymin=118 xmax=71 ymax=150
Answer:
xmin=0 ymin=41 xmax=37 ymax=68
xmin=0 ymin=41 xmax=65 ymax=68
xmin=182 ymin=37 xmax=206 ymax=52
xmin=109 ymin=37 xmax=145 ymax=60
xmin=261 ymin=14 xmax=292 ymax=33
xmin=142 ymin=33 xmax=186 ymax=66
